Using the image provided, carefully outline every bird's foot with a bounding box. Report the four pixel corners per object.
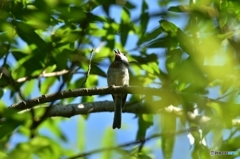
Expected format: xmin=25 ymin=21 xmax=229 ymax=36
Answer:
xmin=109 ymin=85 xmax=115 ymax=88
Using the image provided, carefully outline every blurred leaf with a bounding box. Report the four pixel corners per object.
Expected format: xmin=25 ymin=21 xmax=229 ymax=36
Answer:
xmin=125 ymin=1 xmax=136 ymax=9
xmin=159 ymin=20 xmax=195 ymax=55
xmin=207 ymin=101 xmax=222 ymax=117
xmin=77 ymin=116 xmax=86 ymax=151
xmin=81 ymin=75 xmax=98 ymax=102
xmin=101 ymin=128 xmax=115 ymax=159
xmin=169 ymin=5 xmax=218 ymax=18
xmin=2 ymin=0 xmax=240 ymax=158
xmin=0 ymin=109 xmax=27 ymax=139
xmin=168 ymin=6 xmax=183 ymax=12
xmin=137 ymin=26 xmax=163 ymax=45
xmin=136 ymin=114 xmax=153 ymax=140
xmin=140 ymin=0 xmax=149 ymax=34
xmin=147 ymin=36 xmax=176 ymax=48
xmin=91 ymin=64 xmax=107 ymax=77
xmin=40 ymin=77 xmax=57 ymax=94
xmin=15 ymin=21 xmax=47 ymax=53
xmin=131 ymin=53 xmax=158 ymax=64
xmin=25 ymin=11 xmax=50 ymax=29
xmin=137 ymin=153 xmax=153 ymax=159
xmin=0 ymin=119 xmax=22 ymax=140
xmin=22 ymin=80 xmax=35 ymax=98
xmin=0 ymin=152 xmax=8 ymax=159
xmin=160 ymin=20 xmax=178 ymax=37
xmin=161 ymin=114 xmax=176 ymax=159
xmin=0 ymin=89 xmax=3 ymax=98
xmin=8 ymin=136 xmax=63 ymax=159
xmin=120 ymin=8 xmax=131 ymax=46
xmin=42 ymin=119 xmax=68 ymax=142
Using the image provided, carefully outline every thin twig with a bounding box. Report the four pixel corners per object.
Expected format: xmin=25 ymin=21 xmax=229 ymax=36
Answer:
xmin=215 ymin=89 xmax=238 ymax=100
xmin=29 ymin=64 xmax=76 ymax=131
xmin=137 ymin=140 xmax=145 ymax=153
xmin=0 ymin=43 xmax=10 ymax=78
xmin=0 ymin=43 xmax=25 ymax=100
xmin=81 ymin=48 xmax=94 ymax=88
xmin=68 ymin=127 xmax=199 ymax=159
xmin=0 ymin=69 xmax=84 ymax=87
xmin=1 ymin=46 xmax=9 ymax=66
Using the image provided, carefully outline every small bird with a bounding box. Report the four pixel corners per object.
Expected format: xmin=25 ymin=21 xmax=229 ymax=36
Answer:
xmin=107 ymin=49 xmax=129 ymax=129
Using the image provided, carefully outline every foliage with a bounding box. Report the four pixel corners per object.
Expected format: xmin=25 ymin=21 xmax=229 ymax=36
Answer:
xmin=1 ymin=0 xmax=240 ymax=158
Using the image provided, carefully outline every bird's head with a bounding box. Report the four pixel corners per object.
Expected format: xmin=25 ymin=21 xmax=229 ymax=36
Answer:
xmin=114 ymin=49 xmax=129 ymax=65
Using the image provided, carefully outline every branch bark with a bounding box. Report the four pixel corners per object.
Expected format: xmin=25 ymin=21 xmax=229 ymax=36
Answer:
xmin=9 ymin=86 xmax=240 ymax=128
xmin=9 ymin=86 xmax=176 ymax=110
xmin=18 ymin=101 xmax=240 ymax=127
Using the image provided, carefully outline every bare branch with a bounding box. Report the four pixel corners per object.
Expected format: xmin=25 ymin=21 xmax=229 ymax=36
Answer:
xmin=16 ymin=69 xmax=70 ymax=83
xmin=18 ymin=102 xmax=240 ymax=127
xmin=0 ymin=43 xmax=26 ymax=101
xmin=9 ymin=86 xmax=238 ymax=113
xmin=81 ymin=48 xmax=94 ymax=88
xmin=0 ymin=69 xmax=84 ymax=87
xmin=9 ymin=86 xmax=177 ymax=110
xmin=29 ymin=64 xmax=77 ymax=131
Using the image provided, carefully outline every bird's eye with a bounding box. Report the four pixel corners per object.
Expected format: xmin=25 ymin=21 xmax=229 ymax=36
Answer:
xmin=124 ymin=54 xmax=126 ymax=56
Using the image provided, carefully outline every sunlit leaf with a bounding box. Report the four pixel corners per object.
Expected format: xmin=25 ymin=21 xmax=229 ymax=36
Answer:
xmin=161 ymin=114 xmax=176 ymax=159
xmin=22 ymin=80 xmax=35 ymax=98
xmin=101 ymin=128 xmax=115 ymax=159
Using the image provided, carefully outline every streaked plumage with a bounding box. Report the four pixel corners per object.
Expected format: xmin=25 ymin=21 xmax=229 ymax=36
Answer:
xmin=107 ymin=49 xmax=129 ymax=129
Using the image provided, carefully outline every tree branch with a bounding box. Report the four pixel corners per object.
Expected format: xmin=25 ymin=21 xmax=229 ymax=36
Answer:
xmin=16 ymin=69 xmax=70 ymax=83
xmin=9 ymin=86 xmax=174 ymax=110
xmin=0 ymin=69 xmax=85 ymax=87
xmin=18 ymin=101 xmax=240 ymax=127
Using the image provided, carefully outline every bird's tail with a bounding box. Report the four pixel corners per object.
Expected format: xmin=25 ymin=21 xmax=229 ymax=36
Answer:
xmin=112 ymin=96 xmax=122 ymax=129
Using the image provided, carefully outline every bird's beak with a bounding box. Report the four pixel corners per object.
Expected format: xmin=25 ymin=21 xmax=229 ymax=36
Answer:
xmin=114 ymin=49 xmax=120 ymax=54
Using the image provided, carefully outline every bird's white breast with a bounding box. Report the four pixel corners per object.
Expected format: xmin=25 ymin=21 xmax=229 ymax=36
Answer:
xmin=107 ymin=63 xmax=129 ymax=86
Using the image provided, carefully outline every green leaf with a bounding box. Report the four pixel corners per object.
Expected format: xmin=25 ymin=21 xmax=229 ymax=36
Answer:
xmin=0 ymin=109 xmax=27 ymax=140
xmin=91 ymin=64 xmax=107 ymax=77
xmin=22 ymin=80 xmax=35 ymax=98
xmin=125 ymin=1 xmax=136 ymax=9
xmin=138 ymin=153 xmax=153 ymax=159
xmin=160 ymin=20 xmax=194 ymax=55
xmin=160 ymin=20 xmax=178 ymax=37
xmin=0 ymin=119 xmax=22 ymax=140
xmin=25 ymin=11 xmax=50 ymax=30
xmin=101 ymin=128 xmax=115 ymax=159
xmin=161 ymin=114 xmax=176 ymax=159
xmin=0 ymin=89 xmax=3 ymax=98
xmin=146 ymin=36 xmax=176 ymax=48
xmin=168 ymin=6 xmax=183 ymax=12
xmin=137 ymin=26 xmax=163 ymax=45
xmin=8 ymin=136 xmax=62 ymax=159
xmin=120 ymin=8 xmax=131 ymax=46
xmin=0 ymin=152 xmax=8 ymax=159
xmin=136 ymin=114 xmax=153 ymax=140
xmin=15 ymin=22 xmax=48 ymax=53
xmin=81 ymin=75 xmax=98 ymax=102
xmin=40 ymin=77 xmax=57 ymax=94
xmin=76 ymin=116 xmax=86 ymax=151
xmin=140 ymin=0 xmax=149 ymax=34
xmin=41 ymin=118 xmax=68 ymax=142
